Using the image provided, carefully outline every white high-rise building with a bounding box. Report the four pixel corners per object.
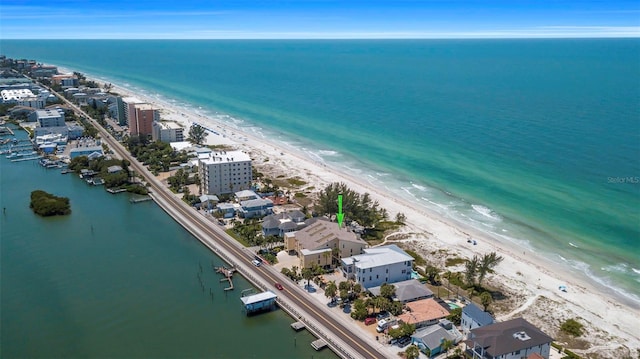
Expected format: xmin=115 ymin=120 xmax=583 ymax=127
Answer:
xmin=152 ymin=121 xmax=184 ymax=143
xmin=199 ymin=151 xmax=252 ymax=195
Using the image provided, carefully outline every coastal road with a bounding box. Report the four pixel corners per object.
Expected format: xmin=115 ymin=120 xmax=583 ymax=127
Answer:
xmin=50 ymin=87 xmax=384 ymax=359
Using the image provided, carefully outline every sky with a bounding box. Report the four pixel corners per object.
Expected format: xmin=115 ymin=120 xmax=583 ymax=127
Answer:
xmin=1 ymin=0 xmax=639 ymax=39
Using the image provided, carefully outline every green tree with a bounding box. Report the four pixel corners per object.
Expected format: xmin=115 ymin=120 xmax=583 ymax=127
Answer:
xmin=380 ymin=283 xmax=396 ymax=299
xmin=350 ymin=299 xmax=369 ymax=320
xmin=395 ymin=212 xmax=406 ymax=224
xmin=188 ymin=124 xmax=208 ymax=145
xmin=477 ymin=252 xmax=504 ymax=287
xmin=405 ymin=345 xmax=420 ymax=359
xmin=30 ymin=190 xmax=71 ymax=216
xmin=446 ymin=307 xmax=462 ymax=326
xmin=480 ymin=291 xmax=493 ymax=311
xmin=302 ymin=267 xmax=314 ymax=290
xmin=441 ymin=338 xmax=454 ymax=358
xmin=425 ymin=265 xmax=440 ymax=284
xmin=324 ymin=281 xmax=337 ymax=303
xmin=465 ymin=255 xmax=480 ymax=287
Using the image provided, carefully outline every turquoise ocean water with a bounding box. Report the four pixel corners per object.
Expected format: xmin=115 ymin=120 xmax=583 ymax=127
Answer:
xmin=1 ymin=39 xmax=639 ymax=306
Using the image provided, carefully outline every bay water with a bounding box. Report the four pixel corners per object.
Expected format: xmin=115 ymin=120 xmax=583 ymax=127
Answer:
xmin=0 ymin=126 xmax=336 ymax=358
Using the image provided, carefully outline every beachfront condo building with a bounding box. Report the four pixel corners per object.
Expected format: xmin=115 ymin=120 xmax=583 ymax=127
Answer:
xmin=121 ymin=96 xmax=144 ymax=128
xmin=285 ymin=218 xmax=367 ymax=269
xmin=152 ymin=121 xmax=184 ymax=143
xmin=199 ymin=150 xmax=252 ymax=196
xmin=341 ymin=244 xmax=414 ymax=289
xmin=129 ymin=103 xmax=159 ymax=137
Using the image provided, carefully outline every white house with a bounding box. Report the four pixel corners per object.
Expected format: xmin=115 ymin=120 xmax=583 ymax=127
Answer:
xmin=461 ymin=302 xmax=495 ymax=336
xmin=341 ymin=244 xmax=413 ymax=289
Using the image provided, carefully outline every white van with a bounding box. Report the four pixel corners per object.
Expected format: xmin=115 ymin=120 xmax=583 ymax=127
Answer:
xmin=376 ymin=318 xmax=397 ymax=333
xmin=252 ymin=259 xmax=261 ymax=267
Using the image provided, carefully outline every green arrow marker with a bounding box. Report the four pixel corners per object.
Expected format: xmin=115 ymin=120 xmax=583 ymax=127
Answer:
xmin=337 ymin=194 xmax=344 ymax=228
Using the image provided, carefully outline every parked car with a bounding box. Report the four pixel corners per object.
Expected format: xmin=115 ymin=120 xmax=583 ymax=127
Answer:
xmin=274 ymin=282 xmax=284 ymax=290
xmin=397 ymin=336 xmax=411 ymax=347
xmin=376 ymin=311 xmax=390 ymax=321
xmin=376 ymin=318 xmax=398 ymax=333
xmin=364 ymin=317 xmax=377 ymax=326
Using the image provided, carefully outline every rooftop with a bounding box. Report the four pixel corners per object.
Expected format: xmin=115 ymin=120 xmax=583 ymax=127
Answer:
xmin=467 ymin=318 xmax=554 ymax=356
xmin=397 ymin=298 xmax=450 ymax=325
xmin=200 ymin=150 xmax=251 ymax=165
xmin=294 ymin=218 xmax=364 ymax=251
xmin=368 ymin=279 xmax=433 ymax=303
xmin=462 ymin=302 xmax=495 ymax=327
xmin=240 ymin=291 xmax=277 ymax=306
xmin=341 ymin=244 xmax=413 ymax=269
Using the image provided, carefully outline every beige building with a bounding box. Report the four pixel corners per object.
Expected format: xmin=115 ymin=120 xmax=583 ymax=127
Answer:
xmin=285 ymin=218 xmax=366 ymax=269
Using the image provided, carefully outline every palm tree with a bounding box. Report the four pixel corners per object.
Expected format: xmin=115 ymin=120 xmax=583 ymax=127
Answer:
xmin=464 ymin=255 xmax=480 ymax=287
xmin=324 ymin=281 xmax=337 ymax=303
xmin=302 ymin=267 xmax=314 ymax=290
xmin=480 ymin=291 xmax=493 ymax=311
xmin=477 ymin=252 xmax=504 ymax=287
xmin=441 ymin=338 xmax=453 ymax=358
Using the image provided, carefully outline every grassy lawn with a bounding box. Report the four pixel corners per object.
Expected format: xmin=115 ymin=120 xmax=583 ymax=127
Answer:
xmin=224 ymin=229 xmax=251 ymax=247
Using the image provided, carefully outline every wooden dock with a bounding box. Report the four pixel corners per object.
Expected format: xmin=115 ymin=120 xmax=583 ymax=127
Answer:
xmin=291 ymin=322 xmax=306 ymax=331
xmin=107 ymin=188 xmax=127 ymax=194
xmin=129 ymin=196 xmax=152 ymax=203
xmin=11 ymin=156 xmax=43 ymax=162
xmin=311 ymin=339 xmax=328 ymax=351
xmin=215 ymin=266 xmax=235 ymax=291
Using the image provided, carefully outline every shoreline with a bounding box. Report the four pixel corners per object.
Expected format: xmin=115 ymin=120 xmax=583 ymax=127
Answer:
xmin=61 ymin=66 xmax=640 ymax=353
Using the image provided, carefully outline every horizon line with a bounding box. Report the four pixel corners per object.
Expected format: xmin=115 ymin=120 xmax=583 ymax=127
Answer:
xmin=3 ymin=35 xmax=640 ymax=41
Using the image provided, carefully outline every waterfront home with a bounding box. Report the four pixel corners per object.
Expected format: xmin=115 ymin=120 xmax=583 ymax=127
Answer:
xmin=216 ymin=203 xmax=237 ymax=219
xmin=70 ymin=146 xmax=103 ymax=159
xmin=368 ymin=279 xmax=433 ymax=303
xmin=199 ymin=194 xmax=219 ymax=211
xmin=461 ymin=302 xmax=496 ymax=336
xmin=33 ymin=109 xmax=65 ymax=127
xmin=35 ymin=125 xmax=83 ymax=140
xmin=286 ymin=218 xmax=366 ymax=269
xmin=261 ymin=210 xmax=307 ymax=237
xmin=238 ymin=198 xmax=274 ymax=219
xmin=235 ymin=190 xmax=259 ymax=201
xmin=465 ymin=318 xmax=553 ymax=359
xmin=341 ymin=244 xmax=413 ymax=289
xmin=107 ymin=165 xmax=123 ymax=174
xmin=397 ymin=298 xmax=450 ymax=329
xmin=411 ymin=319 xmax=463 ymax=357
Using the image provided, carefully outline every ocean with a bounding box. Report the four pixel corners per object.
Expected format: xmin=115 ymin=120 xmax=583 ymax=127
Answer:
xmin=1 ymin=39 xmax=639 ymax=307
xmin=0 ymin=125 xmax=337 ymax=358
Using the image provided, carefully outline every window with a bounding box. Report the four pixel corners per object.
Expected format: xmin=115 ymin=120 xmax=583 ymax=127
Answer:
xmin=369 ymin=276 xmax=372 ymax=281
xmin=369 ymin=268 xmax=372 ymax=272
xmin=386 ymin=269 xmax=388 ymax=273
xmin=376 ymin=275 xmax=379 ymax=279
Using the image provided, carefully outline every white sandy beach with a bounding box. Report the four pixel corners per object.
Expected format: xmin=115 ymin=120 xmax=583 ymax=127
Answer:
xmin=86 ymin=73 xmax=639 ymax=357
